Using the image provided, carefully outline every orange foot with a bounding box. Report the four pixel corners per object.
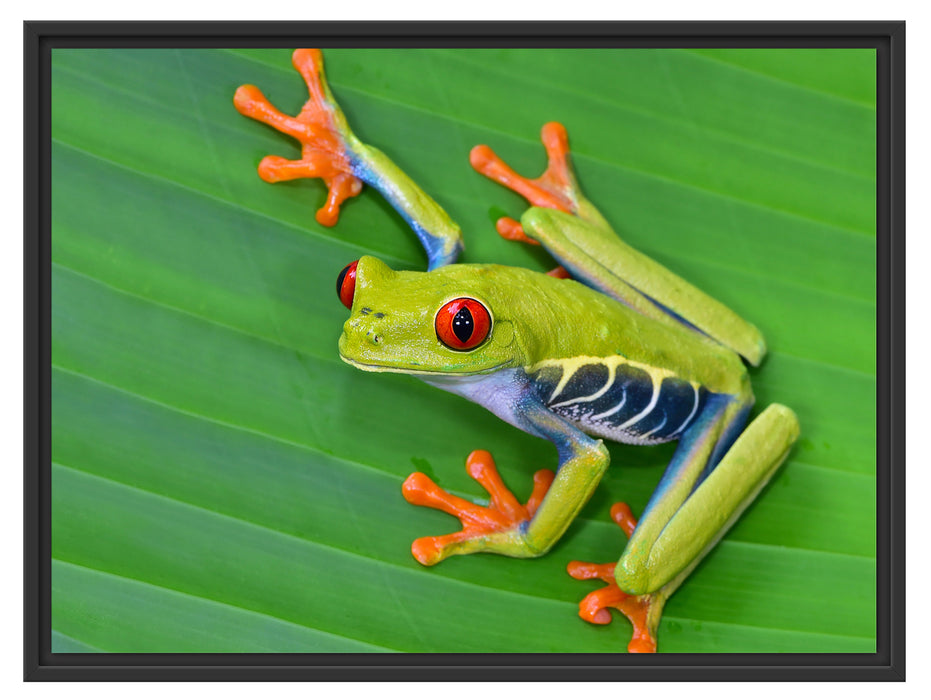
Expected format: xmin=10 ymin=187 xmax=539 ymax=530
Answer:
xmin=234 ymin=48 xmax=363 ymax=227
xmin=402 ymin=450 xmax=554 ymax=566
xmin=470 ymin=122 xmax=582 ymax=244
xmin=567 ymin=503 xmax=660 ymax=653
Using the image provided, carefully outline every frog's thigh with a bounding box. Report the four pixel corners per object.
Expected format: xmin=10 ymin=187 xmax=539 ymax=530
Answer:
xmin=616 ymin=404 xmax=800 ymax=595
xmin=521 ymin=207 xmax=766 ymax=366
xmin=519 ymin=208 xmax=689 ymax=327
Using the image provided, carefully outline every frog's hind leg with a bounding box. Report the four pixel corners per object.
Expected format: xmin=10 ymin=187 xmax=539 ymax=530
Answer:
xmin=567 ymin=503 xmax=663 ymax=653
xmin=565 ymin=394 xmax=741 ymax=653
xmin=615 ymin=402 xmax=798 ymax=597
xmin=617 ymin=399 xmax=797 ymax=604
xmin=569 ymin=402 xmax=798 ymax=652
xmin=470 ymin=124 xmax=686 ymax=316
xmin=471 ymin=124 xmax=766 ymax=366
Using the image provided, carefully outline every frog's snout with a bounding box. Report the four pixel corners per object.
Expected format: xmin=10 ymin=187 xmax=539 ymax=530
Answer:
xmin=343 ymin=310 xmax=387 ymax=346
xmin=338 ymin=310 xmax=398 ymax=372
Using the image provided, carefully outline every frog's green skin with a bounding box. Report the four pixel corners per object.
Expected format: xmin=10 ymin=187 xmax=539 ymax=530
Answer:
xmin=341 ymin=250 xmax=797 ymax=599
xmin=236 ymin=49 xmax=800 ymax=651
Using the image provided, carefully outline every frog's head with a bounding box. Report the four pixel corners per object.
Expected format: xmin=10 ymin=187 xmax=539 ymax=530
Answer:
xmin=336 ymin=256 xmax=525 ymax=376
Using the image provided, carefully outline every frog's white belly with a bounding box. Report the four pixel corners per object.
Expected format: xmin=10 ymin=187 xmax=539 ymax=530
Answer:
xmin=529 ymin=356 xmax=707 ymax=445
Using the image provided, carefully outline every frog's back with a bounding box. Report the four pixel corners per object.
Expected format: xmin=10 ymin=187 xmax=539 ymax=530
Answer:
xmin=502 ymin=270 xmax=748 ymax=444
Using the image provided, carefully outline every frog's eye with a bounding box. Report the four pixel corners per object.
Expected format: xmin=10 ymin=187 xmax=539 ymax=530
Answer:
xmin=336 ymin=260 xmax=358 ymax=309
xmin=435 ymin=298 xmax=491 ymax=351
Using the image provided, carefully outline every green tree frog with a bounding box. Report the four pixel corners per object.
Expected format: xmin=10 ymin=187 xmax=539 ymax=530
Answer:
xmin=234 ymin=49 xmax=800 ymax=653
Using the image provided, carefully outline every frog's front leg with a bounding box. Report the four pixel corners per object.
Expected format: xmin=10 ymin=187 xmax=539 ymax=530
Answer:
xmin=402 ymin=450 xmax=554 ymax=565
xmin=235 ymin=49 xmax=463 ymax=269
xmin=403 ymin=378 xmax=610 ymax=564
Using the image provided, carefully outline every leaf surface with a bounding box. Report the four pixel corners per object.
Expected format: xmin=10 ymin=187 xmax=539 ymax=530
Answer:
xmin=51 ymin=47 xmax=876 ymax=653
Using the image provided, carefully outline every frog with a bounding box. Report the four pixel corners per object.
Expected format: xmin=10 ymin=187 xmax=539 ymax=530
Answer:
xmin=234 ymin=48 xmax=800 ymax=653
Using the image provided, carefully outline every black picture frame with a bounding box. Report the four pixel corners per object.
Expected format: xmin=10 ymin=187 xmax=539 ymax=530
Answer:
xmin=24 ymin=20 xmax=905 ymax=681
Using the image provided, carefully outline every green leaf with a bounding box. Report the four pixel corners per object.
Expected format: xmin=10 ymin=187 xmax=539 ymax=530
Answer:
xmin=51 ymin=48 xmax=876 ymax=654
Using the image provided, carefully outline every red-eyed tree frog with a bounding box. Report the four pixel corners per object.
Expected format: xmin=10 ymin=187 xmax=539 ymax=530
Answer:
xmin=234 ymin=49 xmax=800 ymax=653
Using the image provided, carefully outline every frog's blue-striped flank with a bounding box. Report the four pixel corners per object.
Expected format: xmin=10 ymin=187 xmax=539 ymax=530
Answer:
xmin=529 ymin=356 xmax=709 ymax=445
xmin=235 ymin=49 xmax=800 ymax=654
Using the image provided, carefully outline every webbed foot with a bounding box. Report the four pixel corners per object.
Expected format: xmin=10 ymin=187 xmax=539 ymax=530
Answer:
xmin=471 ymin=122 xmax=578 ymax=219
xmin=402 ymin=450 xmax=554 ymax=565
xmin=567 ymin=503 xmax=663 ymax=654
xmin=236 ymin=49 xmax=463 ymax=269
xmin=471 ymin=123 xmax=585 ymax=278
xmin=470 ymin=122 xmax=582 ymax=241
xmin=234 ymin=49 xmax=363 ymax=227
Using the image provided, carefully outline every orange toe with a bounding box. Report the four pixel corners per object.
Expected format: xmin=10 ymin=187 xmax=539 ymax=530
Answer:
xmin=567 ymin=503 xmax=660 ymax=653
xmin=402 ymin=451 xmax=553 ymax=565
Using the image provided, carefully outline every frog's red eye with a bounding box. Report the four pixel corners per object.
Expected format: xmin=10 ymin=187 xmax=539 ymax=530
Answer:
xmin=336 ymin=260 xmax=358 ymax=309
xmin=435 ymin=298 xmax=491 ymax=351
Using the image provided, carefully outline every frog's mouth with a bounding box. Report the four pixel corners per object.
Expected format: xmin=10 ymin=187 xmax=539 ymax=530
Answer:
xmin=338 ymin=352 xmax=510 ymax=376
xmin=338 ymin=353 xmax=421 ymax=374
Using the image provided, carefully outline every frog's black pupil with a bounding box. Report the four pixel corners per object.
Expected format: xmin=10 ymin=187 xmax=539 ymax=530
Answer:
xmin=452 ymin=307 xmax=474 ymax=343
xmin=336 ymin=265 xmax=350 ymax=297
